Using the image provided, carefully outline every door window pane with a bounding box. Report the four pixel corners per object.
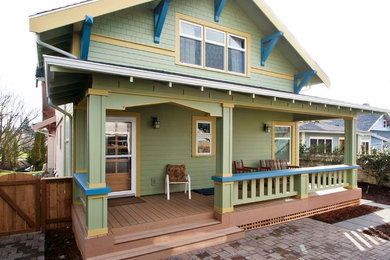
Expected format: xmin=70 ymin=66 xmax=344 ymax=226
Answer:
xmin=275 ymin=139 xmax=290 ymax=161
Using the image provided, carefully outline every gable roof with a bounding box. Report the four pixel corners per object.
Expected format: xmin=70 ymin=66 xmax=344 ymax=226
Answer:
xmin=29 ymin=0 xmax=330 ymax=88
xmin=300 ymin=114 xmax=386 ymax=133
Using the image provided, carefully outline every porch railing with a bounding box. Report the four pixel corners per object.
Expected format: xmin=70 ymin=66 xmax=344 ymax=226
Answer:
xmin=212 ymin=165 xmax=359 ymax=207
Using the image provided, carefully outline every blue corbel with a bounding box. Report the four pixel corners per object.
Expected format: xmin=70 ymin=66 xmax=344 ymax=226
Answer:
xmin=154 ymin=0 xmax=172 ymax=44
xmin=261 ymin=31 xmax=284 ymax=66
xmin=80 ymin=15 xmax=93 ymax=60
xmin=214 ymin=0 xmax=227 ymax=22
xmin=294 ymin=70 xmax=317 ymax=94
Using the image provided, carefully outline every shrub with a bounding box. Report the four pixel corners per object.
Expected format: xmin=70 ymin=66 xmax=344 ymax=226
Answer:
xmin=358 ymin=151 xmax=390 ymax=186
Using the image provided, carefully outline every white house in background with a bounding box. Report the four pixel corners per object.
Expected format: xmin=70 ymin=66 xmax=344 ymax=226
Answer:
xmin=300 ymin=113 xmax=390 ymax=154
xmin=32 ymin=82 xmax=72 ymax=177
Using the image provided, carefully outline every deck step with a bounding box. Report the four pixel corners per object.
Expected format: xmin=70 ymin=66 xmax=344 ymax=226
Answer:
xmin=114 ymin=219 xmax=221 ymax=244
xmin=90 ymin=227 xmax=244 ymax=260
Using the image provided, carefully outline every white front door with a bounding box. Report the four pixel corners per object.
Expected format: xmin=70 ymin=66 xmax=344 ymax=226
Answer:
xmin=105 ymin=116 xmax=136 ymax=197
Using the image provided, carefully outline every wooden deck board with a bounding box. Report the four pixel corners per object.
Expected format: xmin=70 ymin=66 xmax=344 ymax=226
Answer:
xmin=107 ymin=193 xmax=214 ymax=229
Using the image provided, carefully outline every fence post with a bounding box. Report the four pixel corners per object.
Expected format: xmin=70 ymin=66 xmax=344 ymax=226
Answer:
xmin=294 ymin=173 xmax=309 ymax=199
xmin=40 ymin=178 xmax=47 ymax=232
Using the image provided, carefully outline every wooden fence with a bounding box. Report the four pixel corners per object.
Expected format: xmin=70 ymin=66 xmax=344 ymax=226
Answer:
xmin=0 ymin=173 xmax=72 ymax=235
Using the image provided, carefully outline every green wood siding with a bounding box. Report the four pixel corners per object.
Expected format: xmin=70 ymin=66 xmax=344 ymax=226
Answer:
xmin=89 ymin=0 xmax=295 ymax=92
xmin=128 ymin=104 xmax=215 ymax=196
xmin=233 ymin=108 xmax=292 ymax=169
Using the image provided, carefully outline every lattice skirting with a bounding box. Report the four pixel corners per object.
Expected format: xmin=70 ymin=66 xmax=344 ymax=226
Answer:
xmin=238 ymin=199 xmax=360 ymax=231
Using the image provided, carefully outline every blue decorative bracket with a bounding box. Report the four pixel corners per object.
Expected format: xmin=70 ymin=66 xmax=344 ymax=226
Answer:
xmin=261 ymin=31 xmax=284 ymax=66
xmin=80 ymin=15 xmax=93 ymax=60
xmin=154 ymin=0 xmax=172 ymax=44
xmin=294 ymin=70 xmax=317 ymax=94
xmin=214 ymin=0 xmax=227 ymax=22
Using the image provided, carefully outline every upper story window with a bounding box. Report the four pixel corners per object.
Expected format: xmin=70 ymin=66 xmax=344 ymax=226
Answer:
xmin=179 ymin=19 xmax=247 ymax=75
xmin=180 ymin=21 xmax=203 ymax=66
xmin=384 ymin=120 xmax=387 ymax=128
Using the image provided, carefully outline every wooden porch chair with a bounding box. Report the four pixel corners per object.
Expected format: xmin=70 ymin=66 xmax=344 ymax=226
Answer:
xmin=234 ymin=160 xmax=258 ymax=173
xmin=259 ymin=160 xmax=299 ymax=171
xmin=165 ymin=164 xmax=191 ymax=200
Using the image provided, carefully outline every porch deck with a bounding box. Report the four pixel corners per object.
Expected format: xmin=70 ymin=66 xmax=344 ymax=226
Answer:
xmin=108 ymin=192 xmax=214 ymax=231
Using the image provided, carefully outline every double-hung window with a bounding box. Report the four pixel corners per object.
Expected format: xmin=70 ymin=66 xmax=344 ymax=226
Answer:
xmin=274 ymin=126 xmax=291 ymax=163
xmin=180 ymin=21 xmax=203 ymax=66
xmin=205 ymin=28 xmax=225 ymax=71
xmin=179 ymin=19 xmax=247 ymax=75
xmin=309 ymin=137 xmax=332 ymax=153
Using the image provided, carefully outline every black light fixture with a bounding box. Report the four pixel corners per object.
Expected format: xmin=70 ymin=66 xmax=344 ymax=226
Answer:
xmin=263 ymin=123 xmax=270 ymax=133
xmin=152 ymin=117 xmax=160 ymax=129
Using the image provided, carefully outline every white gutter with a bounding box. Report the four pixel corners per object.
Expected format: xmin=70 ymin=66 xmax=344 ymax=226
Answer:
xmin=43 ymin=55 xmax=390 ymax=114
xmin=36 ymin=34 xmax=78 ymax=59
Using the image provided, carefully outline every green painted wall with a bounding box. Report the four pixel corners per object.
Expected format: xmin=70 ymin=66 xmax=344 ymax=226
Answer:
xmin=89 ymin=0 xmax=295 ymax=92
xmin=232 ymin=108 xmax=292 ymax=169
xmin=128 ymin=104 xmax=215 ymax=195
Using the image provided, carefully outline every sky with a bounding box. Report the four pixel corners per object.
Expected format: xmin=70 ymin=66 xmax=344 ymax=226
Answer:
xmin=1 ymin=0 xmax=390 ymax=117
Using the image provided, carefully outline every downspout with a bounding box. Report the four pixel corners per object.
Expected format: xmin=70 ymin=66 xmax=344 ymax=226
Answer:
xmin=37 ymin=33 xmax=74 ymax=176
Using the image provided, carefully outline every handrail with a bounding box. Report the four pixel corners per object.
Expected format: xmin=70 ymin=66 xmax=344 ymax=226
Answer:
xmin=211 ymin=164 xmax=359 ymax=183
xmin=73 ymin=173 xmax=111 ymax=196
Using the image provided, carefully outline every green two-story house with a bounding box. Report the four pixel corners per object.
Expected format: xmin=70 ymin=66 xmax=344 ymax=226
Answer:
xmin=30 ymin=0 xmax=389 ymax=259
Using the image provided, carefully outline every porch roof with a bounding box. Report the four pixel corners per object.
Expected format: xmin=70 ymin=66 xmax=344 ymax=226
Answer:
xmin=43 ymin=55 xmax=389 ymax=115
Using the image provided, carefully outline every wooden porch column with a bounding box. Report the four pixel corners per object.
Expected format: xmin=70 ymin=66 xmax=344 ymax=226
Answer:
xmin=86 ymin=89 xmax=109 ymax=236
xmin=214 ymin=104 xmax=234 ymax=214
xmin=344 ymin=118 xmax=358 ymax=189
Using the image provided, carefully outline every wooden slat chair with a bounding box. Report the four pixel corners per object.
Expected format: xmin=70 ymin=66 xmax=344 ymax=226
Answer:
xmin=259 ymin=160 xmax=299 ymax=171
xmin=234 ymin=160 xmax=258 ymax=173
xmin=165 ymin=164 xmax=191 ymax=200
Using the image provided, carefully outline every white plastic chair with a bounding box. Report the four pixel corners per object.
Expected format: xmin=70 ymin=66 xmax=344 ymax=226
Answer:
xmin=165 ymin=164 xmax=191 ymax=200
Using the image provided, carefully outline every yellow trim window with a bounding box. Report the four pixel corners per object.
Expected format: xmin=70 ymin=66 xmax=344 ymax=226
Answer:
xmin=179 ymin=20 xmax=247 ymax=75
xmin=274 ymin=125 xmax=291 ymax=163
xmin=192 ymin=116 xmax=216 ymax=157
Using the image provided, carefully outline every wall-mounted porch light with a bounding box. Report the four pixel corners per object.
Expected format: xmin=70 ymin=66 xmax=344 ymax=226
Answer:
xmin=263 ymin=123 xmax=271 ymax=133
xmin=152 ymin=117 xmax=160 ymax=129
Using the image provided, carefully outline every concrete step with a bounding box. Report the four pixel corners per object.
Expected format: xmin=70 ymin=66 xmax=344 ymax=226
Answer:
xmin=89 ymin=226 xmax=245 ymax=260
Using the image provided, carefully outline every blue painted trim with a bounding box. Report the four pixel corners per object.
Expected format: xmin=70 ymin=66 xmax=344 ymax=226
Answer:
xmin=294 ymin=70 xmax=317 ymax=94
xmin=154 ymin=0 xmax=172 ymax=44
xmin=261 ymin=31 xmax=284 ymax=66
xmin=214 ymin=0 xmax=227 ymax=22
xmin=211 ymin=165 xmax=359 ymax=183
xmin=80 ymin=15 xmax=93 ymax=60
xmin=73 ymin=173 xmax=111 ymax=196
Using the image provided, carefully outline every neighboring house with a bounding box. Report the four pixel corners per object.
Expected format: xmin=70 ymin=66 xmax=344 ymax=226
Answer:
xmin=32 ymin=82 xmax=73 ymax=176
xmin=300 ymin=113 xmax=390 ymax=154
xmin=29 ymin=0 xmax=389 ymax=259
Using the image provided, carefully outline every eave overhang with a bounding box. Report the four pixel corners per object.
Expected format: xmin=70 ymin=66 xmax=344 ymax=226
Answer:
xmin=31 ymin=0 xmax=329 ymax=88
xmin=43 ymin=55 xmax=389 ymax=115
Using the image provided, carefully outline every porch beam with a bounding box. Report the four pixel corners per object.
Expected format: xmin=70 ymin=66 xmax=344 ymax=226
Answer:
xmin=261 ymin=31 xmax=284 ymax=66
xmin=294 ymin=70 xmax=317 ymax=94
xmin=344 ymin=118 xmax=358 ymax=189
xmin=214 ymin=0 xmax=227 ymax=22
xmin=80 ymin=15 xmax=93 ymax=60
xmin=154 ymin=0 xmax=172 ymax=43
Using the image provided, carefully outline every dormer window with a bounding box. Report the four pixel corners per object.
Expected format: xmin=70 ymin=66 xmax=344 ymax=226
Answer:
xmin=178 ymin=18 xmax=248 ymax=76
xmin=384 ymin=120 xmax=387 ymax=128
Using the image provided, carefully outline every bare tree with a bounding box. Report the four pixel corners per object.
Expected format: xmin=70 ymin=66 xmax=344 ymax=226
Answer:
xmin=0 ymin=91 xmax=38 ymax=170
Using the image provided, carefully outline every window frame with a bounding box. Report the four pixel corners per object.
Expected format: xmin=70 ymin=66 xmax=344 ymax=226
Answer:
xmin=274 ymin=125 xmax=292 ymax=164
xmin=192 ymin=116 xmax=216 ymax=157
xmin=176 ymin=14 xmax=250 ymax=77
xmin=309 ymin=137 xmax=333 ymax=154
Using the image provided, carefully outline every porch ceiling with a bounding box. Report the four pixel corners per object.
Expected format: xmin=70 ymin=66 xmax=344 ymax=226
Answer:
xmin=43 ymin=55 xmax=389 ymax=115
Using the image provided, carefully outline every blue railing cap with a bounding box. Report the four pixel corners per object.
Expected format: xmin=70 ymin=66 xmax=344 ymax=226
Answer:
xmin=211 ymin=164 xmax=359 ymax=183
xmin=73 ymin=173 xmax=111 ymax=196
